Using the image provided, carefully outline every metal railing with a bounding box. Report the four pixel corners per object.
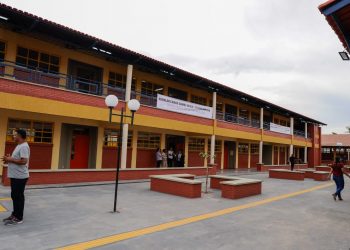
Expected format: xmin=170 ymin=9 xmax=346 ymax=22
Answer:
xmin=0 ymin=60 xmax=313 ymax=139
xmin=216 ymin=111 xmax=260 ymax=129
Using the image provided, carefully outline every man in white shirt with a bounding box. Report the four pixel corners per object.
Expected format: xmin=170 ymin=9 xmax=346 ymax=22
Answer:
xmin=1 ymin=129 xmax=30 ymax=225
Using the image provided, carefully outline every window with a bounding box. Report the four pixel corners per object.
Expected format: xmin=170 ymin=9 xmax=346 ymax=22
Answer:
xmin=280 ymin=120 xmax=287 ymax=126
xmin=280 ymin=147 xmax=285 ymax=153
xmin=274 ymin=118 xmax=279 ymax=124
xmin=251 ymin=144 xmax=259 ymax=154
xmin=141 ymin=81 xmax=163 ymax=96
xmin=188 ymin=138 xmax=205 ymax=152
xmin=207 ymin=140 xmax=222 ymax=152
xmin=191 ymin=95 xmax=207 ymax=106
xmin=274 ymin=146 xmax=279 ymax=152
xmin=168 ymin=87 xmax=187 ymax=101
xmin=16 ymin=46 xmax=60 ymax=74
xmin=6 ymin=119 xmax=53 ymax=143
xmin=137 ymin=132 xmax=160 ymax=149
xmin=108 ymin=71 xmax=136 ymax=90
xmin=251 ymin=112 xmax=259 ymax=121
xmin=104 ymin=129 xmax=132 ymax=148
xmin=238 ymin=144 xmax=249 ymax=154
xmin=0 ymin=41 xmax=5 ymax=61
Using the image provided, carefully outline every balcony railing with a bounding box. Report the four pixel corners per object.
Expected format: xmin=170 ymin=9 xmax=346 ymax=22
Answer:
xmin=216 ymin=111 xmax=260 ymax=129
xmin=0 ymin=61 xmax=313 ymax=139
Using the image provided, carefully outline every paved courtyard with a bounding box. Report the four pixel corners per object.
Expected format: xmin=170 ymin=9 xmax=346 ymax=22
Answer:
xmin=0 ymin=172 xmax=349 ymax=250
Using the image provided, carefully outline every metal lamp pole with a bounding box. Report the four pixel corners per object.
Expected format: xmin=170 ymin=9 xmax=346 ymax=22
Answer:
xmin=106 ymin=95 xmax=140 ymax=213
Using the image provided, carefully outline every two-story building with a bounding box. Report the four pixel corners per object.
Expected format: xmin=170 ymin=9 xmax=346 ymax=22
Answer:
xmin=0 ymin=4 xmax=324 ymax=184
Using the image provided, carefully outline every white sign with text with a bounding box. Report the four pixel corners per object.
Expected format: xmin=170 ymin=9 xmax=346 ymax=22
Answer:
xmin=270 ymin=122 xmax=291 ymax=135
xmin=156 ymin=94 xmax=213 ymax=119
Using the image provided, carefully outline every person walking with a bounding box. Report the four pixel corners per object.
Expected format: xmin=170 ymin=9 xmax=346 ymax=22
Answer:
xmin=161 ymin=149 xmax=168 ymax=167
xmin=156 ymin=148 xmax=162 ymax=168
xmin=176 ymin=150 xmax=185 ymax=167
xmin=328 ymin=157 xmax=350 ymax=201
xmin=167 ymin=148 xmax=174 ymax=167
xmin=1 ymin=129 xmax=30 ymax=225
xmin=289 ymin=154 xmax=295 ymax=171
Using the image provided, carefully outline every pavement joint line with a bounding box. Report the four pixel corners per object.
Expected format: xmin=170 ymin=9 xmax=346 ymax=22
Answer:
xmin=56 ymin=182 xmax=333 ymax=250
xmin=0 ymin=198 xmax=10 ymax=212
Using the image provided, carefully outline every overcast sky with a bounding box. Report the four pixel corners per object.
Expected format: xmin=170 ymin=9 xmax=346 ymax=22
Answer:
xmin=2 ymin=0 xmax=349 ymax=133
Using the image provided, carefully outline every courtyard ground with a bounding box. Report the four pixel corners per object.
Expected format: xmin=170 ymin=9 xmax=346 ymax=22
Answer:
xmin=0 ymin=171 xmax=349 ymax=250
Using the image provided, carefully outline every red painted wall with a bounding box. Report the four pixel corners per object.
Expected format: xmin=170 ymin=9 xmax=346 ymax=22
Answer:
xmin=250 ymin=154 xmax=259 ymax=167
xmin=102 ymin=147 xmax=132 ymax=168
xmin=215 ymin=151 xmax=222 ymax=168
xmin=279 ymin=149 xmax=286 ymax=165
xmin=5 ymin=142 xmax=52 ymax=169
xmin=238 ymin=154 xmax=248 ymax=168
xmin=188 ymin=151 xmax=204 ymax=167
xmin=1 ymin=166 xmax=217 ymax=186
xmin=308 ymin=125 xmax=322 ymax=167
xmin=136 ymin=149 xmax=157 ymax=168
xmin=273 ymin=150 xmax=278 ymax=165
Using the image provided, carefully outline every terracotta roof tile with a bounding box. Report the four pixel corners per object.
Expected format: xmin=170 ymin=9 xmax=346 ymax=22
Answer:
xmin=322 ymin=134 xmax=350 ymax=146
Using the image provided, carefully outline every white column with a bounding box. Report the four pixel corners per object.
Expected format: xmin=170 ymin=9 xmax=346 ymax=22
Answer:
xmin=212 ymin=91 xmax=217 ymax=119
xmin=248 ymin=143 xmax=251 ymax=168
xmin=210 ymin=135 xmax=215 ymax=164
xmin=260 ymin=108 xmax=264 ymax=129
xmin=304 ymin=122 xmax=308 ymax=138
xmin=210 ymin=91 xmax=217 ymax=164
xmin=121 ymin=64 xmax=133 ymax=169
xmin=289 ymin=117 xmax=294 ymax=157
xmin=259 ymin=141 xmax=263 ymax=164
xmin=304 ymin=147 xmax=308 ymax=163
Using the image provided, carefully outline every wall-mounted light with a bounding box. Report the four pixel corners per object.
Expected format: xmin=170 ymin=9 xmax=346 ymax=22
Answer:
xmin=339 ymin=51 xmax=350 ymax=60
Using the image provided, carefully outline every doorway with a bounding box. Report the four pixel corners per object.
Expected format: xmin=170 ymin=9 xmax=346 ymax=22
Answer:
xmin=68 ymin=59 xmax=103 ymax=95
xmin=224 ymin=141 xmax=236 ymax=169
xmin=166 ymin=135 xmax=185 ymax=152
xmin=70 ymin=128 xmax=90 ymax=169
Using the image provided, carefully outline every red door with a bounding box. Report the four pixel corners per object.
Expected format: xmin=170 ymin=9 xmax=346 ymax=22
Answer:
xmin=70 ymin=135 xmax=90 ymax=169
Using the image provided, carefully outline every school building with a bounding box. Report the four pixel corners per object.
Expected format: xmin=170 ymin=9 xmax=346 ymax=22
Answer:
xmin=321 ymin=134 xmax=350 ymax=165
xmin=0 ymin=4 xmax=324 ymax=185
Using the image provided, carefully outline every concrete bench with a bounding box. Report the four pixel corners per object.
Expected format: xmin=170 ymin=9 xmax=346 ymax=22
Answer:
xmin=315 ymin=166 xmax=331 ymax=172
xmin=221 ymin=179 xmax=262 ymax=199
xmin=269 ymin=169 xmax=304 ymax=181
xmin=209 ymin=175 xmax=246 ymax=189
xmin=299 ymin=169 xmax=316 ymax=178
xmin=150 ymin=174 xmax=202 ymax=198
xmin=313 ymin=171 xmax=330 ymax=181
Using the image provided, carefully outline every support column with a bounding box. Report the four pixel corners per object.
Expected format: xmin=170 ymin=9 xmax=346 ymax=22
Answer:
xmin=304 ymin=122 xmax=308 ymax=139
xmin=121 ymin=64 xmax=133 ymax=169
xmin=235 ymin=141 xmax=239 ymax=169
xmin=184 ymin=136 xmax=189 ymax=167
xmin=272 ymin=146 xmax=275 ymax=165
xmin=260 ymin=108 xmax=264 ymax=129
xmin=95 ymin=126 xmax=104 ymax=169
xmin=51 ymin=122 xmax=62 ymax=170
xmin=210 ymin=91 xmax=217 ymax=165
xmin=277 ymin=146 xmax=280 ymax=165
xmin=259 ymin=141 xmax=263 ymax=164
xmin=289 ymin=117 xmax=294 ymax=157
xmin=0 ymin=114 xmax=8 ymax=174
xmin=210 ymin=135 xmax=215 ymax=164
xmin=131 ymin=129 xmax=138 ymax=168
xmin=220 ymin=140 xmax=224 ymax=170
xmin=304 ymin=147 xmax=308 ymax=164
xmin=248 ymin=143 xmax=251 ymax=168
xmin=204 ymin=137 xmax=208 ymax=167
xmin=160 ymin=133 xmax=166 ymax=151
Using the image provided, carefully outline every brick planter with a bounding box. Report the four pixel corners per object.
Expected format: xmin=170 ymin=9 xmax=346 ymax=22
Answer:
xmin=221 ymin=181 xmax=262 ymax=199
xmin=313 ymin=171 xmax=330 ymax=181
xmin=269 ymin=169 xmax=304 ymax=181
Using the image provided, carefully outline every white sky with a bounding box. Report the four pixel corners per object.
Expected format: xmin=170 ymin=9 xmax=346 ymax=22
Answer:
xmin=2 ymin=0 xmax=349 ymax=133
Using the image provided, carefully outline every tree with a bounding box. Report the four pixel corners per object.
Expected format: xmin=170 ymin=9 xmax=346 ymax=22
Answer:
xmin=199 ymin=152 xmax=216 ymax=193
xmin=346 ymin=126 xmax=350 ymax=133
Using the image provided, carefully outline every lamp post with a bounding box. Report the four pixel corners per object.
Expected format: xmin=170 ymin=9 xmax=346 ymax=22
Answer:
xmin=105 ymin=95 xmax=140 ymax=213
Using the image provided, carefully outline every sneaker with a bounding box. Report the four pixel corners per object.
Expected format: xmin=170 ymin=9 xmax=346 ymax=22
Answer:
xmin=2 ymin=215 xmax=14 ymax=222
xmin=332 ymin=193 xmax=337 ymax=201
xmin=4 ymin=217 xmax=23 ymax=226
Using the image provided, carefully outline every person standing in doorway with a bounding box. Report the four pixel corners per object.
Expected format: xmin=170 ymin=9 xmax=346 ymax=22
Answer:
xmin=167 ymin=148 xmax=174 ymax=167
xmin=161 ymin=149 xmax=168 ymax=167
xmin=156 ymin=148 xmax=162 ymax=168
xmin=176 ymin=150 xmax=185 ymax=167
xmin=328 ymin=157 xmax=350 ymax=201
xmin=289 ymin=154 xmax=295 ymax=171
xmin=1 ymin=129 xmax=30 ymax=225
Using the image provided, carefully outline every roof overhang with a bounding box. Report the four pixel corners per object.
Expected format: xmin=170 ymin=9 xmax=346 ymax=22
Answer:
xmin=319 ymin=0 xmax=350 ymax=52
